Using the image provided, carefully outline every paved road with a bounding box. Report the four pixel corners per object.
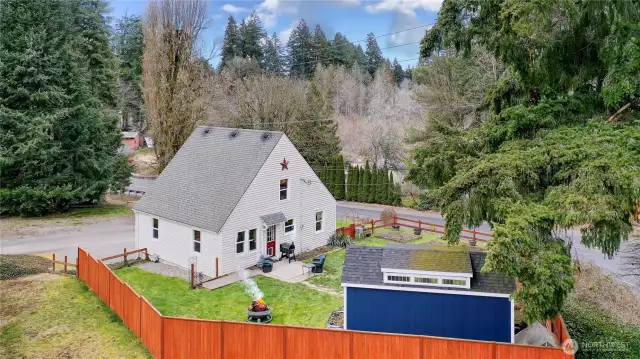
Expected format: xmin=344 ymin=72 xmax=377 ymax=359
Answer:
xmin=2 ymin=201 xmax=637 ymax=292
xmin=1 ymin=218 xmax=136 ymax=261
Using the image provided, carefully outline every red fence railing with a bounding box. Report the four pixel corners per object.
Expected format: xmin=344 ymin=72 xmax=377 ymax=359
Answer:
xmin=76 ymin=247 xmax=574 ymax=359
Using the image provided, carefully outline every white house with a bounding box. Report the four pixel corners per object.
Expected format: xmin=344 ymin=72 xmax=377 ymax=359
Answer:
xmin=133 ymin=126 xmax=336 ymax=278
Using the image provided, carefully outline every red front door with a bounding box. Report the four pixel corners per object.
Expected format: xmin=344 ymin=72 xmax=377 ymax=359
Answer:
xmin=266 ymin=225 xmax=276 ymax=257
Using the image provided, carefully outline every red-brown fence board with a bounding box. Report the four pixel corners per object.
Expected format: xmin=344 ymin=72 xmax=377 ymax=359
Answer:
xmin=162 ymin=317 xmax=221 ymax=359
xmin=75 ymin=247 xmax=573 ymax=359
xmin=352 ymin=332 xmax=421 ymax=359
xmin=141 ymin=297 xmax=163 ymax=359
xmin=109 ymin=271 xmax=124 ymax=318
xmin=221 ymin=322 xmax=284 ymax=359
xmin=495 ymin=343 xmax=572 ymax=359
xmin=285 ymin=327 xmax=351 ymax=359
xmin=122 ymin=283 xmax=141 ymax=337
xmin=98 ymin=261 xmax=111 ymax=304
xmin=423 ymin=337 xmax=495 ymax=359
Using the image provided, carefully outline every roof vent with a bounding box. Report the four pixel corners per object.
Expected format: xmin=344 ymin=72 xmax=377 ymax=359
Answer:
xmin=230 ymin=130 xmax=240 ymax=138
xmin=261 ymin=132 xmax=271 ymax=141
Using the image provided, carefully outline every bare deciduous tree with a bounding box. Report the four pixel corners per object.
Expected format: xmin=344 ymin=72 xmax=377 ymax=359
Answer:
xmin=142 ymin=0 xmax=211 ymax=171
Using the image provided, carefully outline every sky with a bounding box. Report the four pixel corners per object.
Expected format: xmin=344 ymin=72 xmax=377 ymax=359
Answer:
xmin=109 ymin=0 xmax=442 ymax=68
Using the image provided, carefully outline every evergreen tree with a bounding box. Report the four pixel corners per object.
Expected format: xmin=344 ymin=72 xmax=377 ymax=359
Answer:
xmin=0 ymin=0 xmax=131 ymax=216
xmin=350 ymin=166 xmax=359 ymax=201
xmin=352 ymin=44 xmax=367 ymax=69
xmin=327 ymin=159 xmax=337 ymax=197
xmin=388 ymin=171 xmax=397 ymax=205
xmin=220 ymin=15 xmax=240 ymax=69
xmin=364 ymin=32 xmax=383 ymax=75
xmin=335 ymin=155 xmax=346 ymax=200
xmin=368 ymin=166 xmax=378 ymax=203
xmin=392 ymin=58 xmax=404 ymax=86
xmin=356 ymin=166 xmax=365 ymax=202
xmin=360 ymin=161 xmax=371 ymax=203
xmin=238 ymin=11 xmax=266 ymax=63
xmin=287 ymin=19 xmax=315 ymax=78
xmin=262 ymin=32 xmax=285 ymax=74
xmin=329 ymin=32 xmax=352 ymax=67
xmin=312 ymin=24 xmax=330 ymax=66
xmin=376 ymin=169 xmax=386 ymax=204
xmin=404 ymin=65 xmax=413 ymax=81
xmin=114 ymin=14 xmax=145 ymax=131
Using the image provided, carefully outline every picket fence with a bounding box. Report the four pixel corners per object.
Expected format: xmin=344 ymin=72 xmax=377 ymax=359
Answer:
xmin=76 ymin=247 xmax=574 ymax=359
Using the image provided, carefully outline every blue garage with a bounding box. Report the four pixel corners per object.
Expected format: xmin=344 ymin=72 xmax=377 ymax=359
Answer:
xmin=341 ymin=244 xmax=515 ymax=343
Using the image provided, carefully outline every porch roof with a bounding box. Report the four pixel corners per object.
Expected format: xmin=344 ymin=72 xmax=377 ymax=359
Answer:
xmin=261 ymin=212 xmax=287 ymax=226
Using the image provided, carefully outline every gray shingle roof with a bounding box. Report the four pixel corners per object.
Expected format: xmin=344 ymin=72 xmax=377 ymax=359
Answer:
xmin=342 ymin=244 xmax=515 ymax=295
xmin=381 ymin=243 xmax=473 ymax=274
xmin=260 ymin=212 xmax=287 ymax=226
xmin=134 ymin=126 xmax=283 ymax=233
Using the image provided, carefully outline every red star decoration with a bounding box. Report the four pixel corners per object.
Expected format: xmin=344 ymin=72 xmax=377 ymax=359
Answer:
xmin=280 ymin=158 xmax=289 ymax=170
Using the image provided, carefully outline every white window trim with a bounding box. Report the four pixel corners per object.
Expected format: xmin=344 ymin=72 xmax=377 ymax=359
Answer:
xmin=279 ymin=178 xmax=289 ymax=202
xmin=381 ymin=267 xmax=473 ymax=278
xmin=382 ymin=272 xmax=471 ymax=289
xmin=342 ymin=282 xmax=512 ymax=298
xmin=236 ymin=230 xmax=246 ymax=256
xmin=248 ymin=228 xmax=258 ymax=253
xmin=192 ymin=230 xmax=201 ymax=256
xmin=284 ymin=218 xmax=295 ymax=236
xmin=152 ymin=217 xmax=159 ymax=242
xmin=314 ymin=210 xmax=324 ymax=233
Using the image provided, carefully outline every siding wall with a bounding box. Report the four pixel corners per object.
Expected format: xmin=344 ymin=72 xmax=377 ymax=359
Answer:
xmin=217 ymin=135 xmax=336 ymax=276
xmin=136 ymin=212 xmax=221 ymax=277
xmin=346 ymin=287 xmax=512 ymax=343
xmin=135 ymin=134 xmax=335 ymax=278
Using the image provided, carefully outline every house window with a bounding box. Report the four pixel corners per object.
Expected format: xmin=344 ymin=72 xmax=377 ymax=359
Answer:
xmin=315 ymin=211 xmax=323 ymax=232
xmin=193 ymin=230 xmax=201 ymax=253
xmin=152 ymin=218 xmax=159 ymax=239
xmin=249 ymin=229 xmax=257 ymax=251
xmin=387 ymin=275 xmax=410 ymax=283
xmin=284 ymin=218 xmax=294 ymax=234
xmin=414 ymin=277 xmax=437 ymax=284
xmin=236 ymin=231 xmax=245 ymax=254
xmin=280 ymin=179 xmax=288 ymax=200
xmin=442 ymin=279 xmax=467 ymax=286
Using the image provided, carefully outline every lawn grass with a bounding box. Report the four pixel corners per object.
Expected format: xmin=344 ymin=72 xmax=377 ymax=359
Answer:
xmin=0 ymin=274 xmax=150 ymax=358
xmin=115 ymin=267 xmax=343 ymax=328
xmin=306 ymin=232 xmax=444 ymax=292
xmin=0 ymin=255 xmax=51 ymax=280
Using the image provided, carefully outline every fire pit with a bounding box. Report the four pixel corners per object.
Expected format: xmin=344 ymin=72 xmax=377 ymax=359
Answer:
xmin=247 ymin=299 xmax=272 ymax=323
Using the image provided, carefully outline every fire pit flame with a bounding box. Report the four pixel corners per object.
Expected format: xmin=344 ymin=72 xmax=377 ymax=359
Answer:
xmin=247 ymin=298 xmax=272 ymax=323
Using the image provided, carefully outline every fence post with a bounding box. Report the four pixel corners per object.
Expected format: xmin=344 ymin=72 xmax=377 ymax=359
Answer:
xmin=418 ymin=219 xmax=421 ymax=231
xmin=190 ymin=263 xmax=195 ymax=289
xmin=215 ymin=257 xmax=219 ymax=278
xmin=123 ymin=248 xmax=127 ymax=265
xmin=75 ymin=258 xmax=78 ymax=276
xmin=371 ymin=220 xmax=374 ymax=235
xmin=473 ymin=229 xmax=477 ymax=242
xmin=52 ymin=253 xmax=56 ymax=272
xmin=144 ymin=248 xmax=148 ymax=260
xmin=64 ymin=256 xmax=68 ymax=274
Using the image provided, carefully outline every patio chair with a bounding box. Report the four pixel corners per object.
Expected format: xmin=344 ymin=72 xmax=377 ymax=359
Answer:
xmin=311 ymin=254 xmax=326 ymax=273
xmin=257 ymin=255 xmax=273 ymax=273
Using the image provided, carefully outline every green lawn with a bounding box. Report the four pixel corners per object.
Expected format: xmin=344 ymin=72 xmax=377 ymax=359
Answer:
xmin=115 ymin=267 xmax=342 ymax=328
xmin=1 ymin=274 xmax=150 ymax=358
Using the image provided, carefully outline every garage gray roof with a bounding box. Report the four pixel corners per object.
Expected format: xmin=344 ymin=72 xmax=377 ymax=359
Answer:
xmin=134 ymin=126 xmax=283 ymax=233
xmin=342 ymin=244 xmax=515 ymax=295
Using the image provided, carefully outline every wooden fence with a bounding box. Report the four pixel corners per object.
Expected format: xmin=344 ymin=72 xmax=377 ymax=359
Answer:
xmin=337 ymin=216 xmax=493 ymax=242
xmin=76 ymin=247 xmax=573 ymax=359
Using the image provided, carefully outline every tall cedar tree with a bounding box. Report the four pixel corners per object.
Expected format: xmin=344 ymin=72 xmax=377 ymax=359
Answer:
xmin=350 ymin=166 xmax=359 ymax=201
xmin=364 ymin=33 xmax=383 ymax=76
xmin=368 ymin=166 xmax=378 ymax=203
xmin=327 ymin=159 xmax=337 ymax=197
xmin=356 ymin=166 xmax=364 ymax=202
xmin=114 ymin=15 xmax=145 ymax=131
xmin=413 ymin=0 xmax=640 ymax=322
xmin=337 ymin=155 xmax=346 ymax=200
xmin=238 ymin=11 xmax=266 ymax=63
xmin=262 ymin=33 xmax=285 ymax=74
xmin=312 ymin=25 xmax=330 ymax=67
xmin=0 ymin=0 xmax=131 ymax=216
xmin=360 ymin=161 xmax=371 ymax=202
xmin=220 ymin=15 xmax=240 ymax=69
xmin=287 ymin=19 xmax=315 ymax=78
xmin=346 ymin=166 xmax=354 ymax=201
xmin=376 ymin=169 xmax=387 ymax=204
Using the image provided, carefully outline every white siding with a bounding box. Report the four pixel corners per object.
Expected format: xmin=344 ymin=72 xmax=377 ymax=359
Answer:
xmin=135 ymin=211 xmax=222 ymax=277
xmin=217 ymin=135 xmax=336 ymax=276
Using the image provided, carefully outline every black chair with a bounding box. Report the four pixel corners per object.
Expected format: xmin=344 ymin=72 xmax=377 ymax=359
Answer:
xmin=311 ymin=254 xmax=326 ymax=273
xmin=279 ymin=242 xmax=296 ymax=262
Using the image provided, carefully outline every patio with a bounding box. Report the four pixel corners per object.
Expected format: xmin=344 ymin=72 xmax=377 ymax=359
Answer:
xmin=202 ymin=258 xmax=316 ymax=290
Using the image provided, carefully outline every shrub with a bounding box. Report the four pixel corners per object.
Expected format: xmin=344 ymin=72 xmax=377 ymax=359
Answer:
xmin=328 ymin=233 xmax=353 ymax=248
xmin=561 ymin=300 xmax=640 ymax=359
xmin=0 ymin=186 xmax=79 ymax=217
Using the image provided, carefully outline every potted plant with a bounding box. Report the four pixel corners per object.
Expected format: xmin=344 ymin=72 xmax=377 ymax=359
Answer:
xmin=468 ymin=239 xmax=477 ymax=247
xmin=413 ymin=228 xmax=422 ymax=235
